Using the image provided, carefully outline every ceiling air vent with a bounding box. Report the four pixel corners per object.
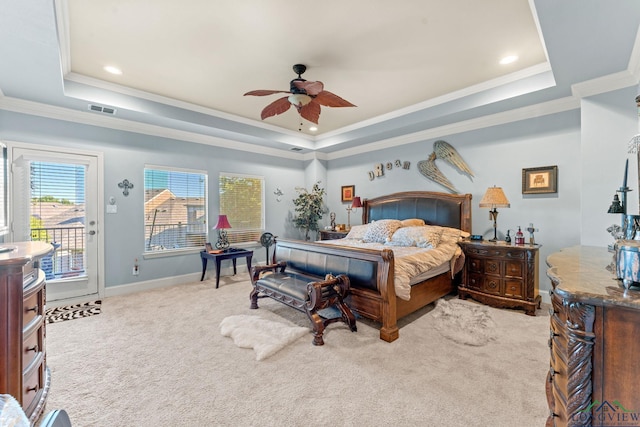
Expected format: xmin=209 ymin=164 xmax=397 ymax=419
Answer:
xmin=88 ymin=104 xmax=117 ymax=115
xmin=290 ymin=147 xmax=303 ymax=152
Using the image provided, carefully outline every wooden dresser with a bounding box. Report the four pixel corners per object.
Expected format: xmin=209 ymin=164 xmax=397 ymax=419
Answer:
xmin=546 ymin=245 xmax=640 ymax=427
xmin=0 ymin=241 xmax=53 ymax=424
xmin=458 ymin=240 xmax=541 ymax=315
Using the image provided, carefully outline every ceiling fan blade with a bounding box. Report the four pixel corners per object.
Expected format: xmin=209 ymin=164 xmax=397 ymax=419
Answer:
xmin=314 ymin=90 xmax=356 ymax=108
xmin=244 ymin=89 xmax=290 ymax=96
xmin=292 ymin=80 xmax=324 ymax=96
xmin=260 ymin=96 xmax=292 ymax=120
xmin=298 ymin=101 xmax=321 ymax=124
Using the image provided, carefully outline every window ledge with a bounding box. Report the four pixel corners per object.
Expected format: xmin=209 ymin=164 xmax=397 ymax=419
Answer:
xmin=143 ymin=247 xmax=202 ymax=259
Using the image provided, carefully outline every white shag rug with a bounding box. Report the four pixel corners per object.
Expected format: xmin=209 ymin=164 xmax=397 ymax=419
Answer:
xmin=431 ymin=298 xmax=497 ymax=346
xmin=220 ymin=314 xmax=309 ymax=360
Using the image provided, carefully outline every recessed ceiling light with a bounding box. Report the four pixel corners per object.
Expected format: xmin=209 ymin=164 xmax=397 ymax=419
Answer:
xmin=499 ymin=55 xmax=518 ymax=65
xmin=309 ymin=126 xmax=318 ymax=132
xmin=104 ymin=65 xmax=123 ymax=75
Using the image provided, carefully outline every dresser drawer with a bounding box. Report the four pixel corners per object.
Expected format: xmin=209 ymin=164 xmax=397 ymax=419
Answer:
xmin=22 ymin=326 xmax=44 ymax=371
xmin=22 ymin=353 xmax=45 ymax=409
xmin=550 ymin=290 xmax=566 ymax=324
xmin=23 ymin=291 xmax=42 ymax=328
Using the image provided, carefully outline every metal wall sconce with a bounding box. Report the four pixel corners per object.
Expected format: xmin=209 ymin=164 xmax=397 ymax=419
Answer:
xmin=118 ymin=179 xmax=134 ymax=196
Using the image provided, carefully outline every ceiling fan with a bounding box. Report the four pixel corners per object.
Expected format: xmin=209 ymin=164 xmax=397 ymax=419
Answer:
xmin=244 ymin=64 xmax=356 ymax=125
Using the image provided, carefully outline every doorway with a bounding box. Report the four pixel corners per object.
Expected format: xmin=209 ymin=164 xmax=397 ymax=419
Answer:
xmin=10 ymin=144 xmax=103 ymax=303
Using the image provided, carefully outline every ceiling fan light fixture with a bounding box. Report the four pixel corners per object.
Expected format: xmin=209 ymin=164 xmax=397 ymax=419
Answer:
xmin=288 ymin=93 xmax=312 ymax=107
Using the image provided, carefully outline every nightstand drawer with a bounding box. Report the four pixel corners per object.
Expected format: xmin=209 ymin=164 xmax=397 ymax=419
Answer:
xmin=504 ymin=261 xmax=523 ymax=278
xmin=467 ymin=257 xmax=482 ymax=273
xmin=482 ymin=277 xmax=501 ymax=295
xmin=466 ymin=273 xmax=484 ymax=290
xmin=504 ymin=279 xmax=523 ymax=298
xmin=483 ymin=259 xmax=501 ymax=276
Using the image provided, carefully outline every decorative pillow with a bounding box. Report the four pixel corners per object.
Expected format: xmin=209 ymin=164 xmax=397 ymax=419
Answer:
xmin=385 ymin=226 xmax=443 ymax=248
xmin=400 ymin=218 xmax=425 ymax=227
xmin=362 ymin=219 xmax=403 ymax=243
xmin=345 ymin=224 xmax=368 ymax=240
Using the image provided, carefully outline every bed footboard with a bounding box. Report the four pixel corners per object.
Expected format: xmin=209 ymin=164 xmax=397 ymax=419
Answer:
xmin=273 ymin=239 xmax=399 ymax=342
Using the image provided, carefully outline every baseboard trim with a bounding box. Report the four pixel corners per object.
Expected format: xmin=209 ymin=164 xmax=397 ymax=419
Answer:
xmin=104 ymin=272 xmax=201 ymax=298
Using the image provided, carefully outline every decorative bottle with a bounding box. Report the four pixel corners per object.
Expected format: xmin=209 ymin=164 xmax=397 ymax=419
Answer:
xmin=515 ymin=226 xmax=525 ymax=245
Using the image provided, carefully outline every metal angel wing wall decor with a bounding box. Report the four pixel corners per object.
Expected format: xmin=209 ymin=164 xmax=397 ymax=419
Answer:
xmin=417 ymin=140 xmax=474 ymax=193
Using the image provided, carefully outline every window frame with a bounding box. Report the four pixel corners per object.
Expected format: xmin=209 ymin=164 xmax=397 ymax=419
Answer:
xmin=218 ymin=172 xmax=265 ymax=248
xmin=143 ymin=164 xmax=208 ymax=257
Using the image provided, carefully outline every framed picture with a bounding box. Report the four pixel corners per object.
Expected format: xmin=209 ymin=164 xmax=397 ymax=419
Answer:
xmin=522 ymin=165 xmax=558 ymax=194
xmin=341 ymin=185 xmax=355 ymax=202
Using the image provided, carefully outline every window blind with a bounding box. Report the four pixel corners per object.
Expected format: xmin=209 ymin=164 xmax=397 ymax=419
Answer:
xmin=219 ymin=173 xmax=264 ymax=245
xmin=144 ymin=166 xmax=207 ymax=252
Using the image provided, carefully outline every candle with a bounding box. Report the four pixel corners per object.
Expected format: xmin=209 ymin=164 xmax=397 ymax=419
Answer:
xmin=624 ymin=158 xmax=629 ymax=189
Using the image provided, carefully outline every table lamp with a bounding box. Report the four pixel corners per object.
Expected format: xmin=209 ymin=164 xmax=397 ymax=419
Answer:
xmin=479 ymin=186 xmax=510 ymax=242
xmin=346 ymin=196 xmax=362 ymax=230
xmin=213 ymin=214 xmax=232 ymax=250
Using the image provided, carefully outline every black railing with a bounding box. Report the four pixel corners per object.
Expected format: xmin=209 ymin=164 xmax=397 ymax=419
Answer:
xmin=31 ymin=227 xmax=85 ymax=279
xmin=145 ymin=222 xmax=207 ymax=251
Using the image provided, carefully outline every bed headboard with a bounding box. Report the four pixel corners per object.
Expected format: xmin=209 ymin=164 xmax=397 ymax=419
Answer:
xmin=362 ymin=191 xmax=472 ymax=233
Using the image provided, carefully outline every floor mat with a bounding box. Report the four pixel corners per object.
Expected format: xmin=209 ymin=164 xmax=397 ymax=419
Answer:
xmin=46 ymin=300 xmax=102 ymax=323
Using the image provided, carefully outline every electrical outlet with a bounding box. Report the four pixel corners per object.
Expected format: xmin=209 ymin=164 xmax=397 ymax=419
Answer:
xmin=132 ymin=266 xmax=139 ymax=276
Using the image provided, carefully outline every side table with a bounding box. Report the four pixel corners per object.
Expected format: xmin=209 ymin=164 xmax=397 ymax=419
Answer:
xmin=318 ymin=230 xmax=348 ymax=240
xmin=200 ymin=248 xmax=253 ymax=288
xmin=458 ymin=240 xmax=541 ymax=315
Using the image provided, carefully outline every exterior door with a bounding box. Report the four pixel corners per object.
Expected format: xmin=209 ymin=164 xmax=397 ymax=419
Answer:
xmin=10 ymin=145 xmax=102 ymax=303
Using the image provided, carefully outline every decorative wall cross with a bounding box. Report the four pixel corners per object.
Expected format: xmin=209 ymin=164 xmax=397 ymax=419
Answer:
xmin=118 ymin=179 xmax=134 ymax=196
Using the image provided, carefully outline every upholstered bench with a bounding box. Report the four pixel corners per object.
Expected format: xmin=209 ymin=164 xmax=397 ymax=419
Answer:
xmin=250 ymin=261 xmax=357 ymax=345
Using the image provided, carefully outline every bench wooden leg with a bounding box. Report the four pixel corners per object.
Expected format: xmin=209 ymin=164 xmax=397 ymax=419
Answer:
xmin=306 ymin=311 xmax=326 ymax=346
xmin=249 ymin=288 xmax=259 ymax=309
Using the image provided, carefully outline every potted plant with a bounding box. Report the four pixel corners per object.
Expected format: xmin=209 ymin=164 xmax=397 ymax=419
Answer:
xmin=293 ymin=182 xmax=326 ymax=240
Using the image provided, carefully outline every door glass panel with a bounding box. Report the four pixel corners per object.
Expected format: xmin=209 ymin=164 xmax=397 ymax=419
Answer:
xmin=29 ymin=161 xmax=86 ymax=281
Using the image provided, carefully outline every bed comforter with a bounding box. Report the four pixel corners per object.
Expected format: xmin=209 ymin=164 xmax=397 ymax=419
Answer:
xmin=319 ymin=232 xmax=465 ymax=301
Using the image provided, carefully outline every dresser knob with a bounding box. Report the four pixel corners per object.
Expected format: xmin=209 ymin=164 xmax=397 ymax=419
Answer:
xmin=550 ymin=330 xmax=559 ymax=339
xmin=25 ymin=306 xmax=38 ymax=313
xmin=27 ymin=384 xmax=39 ymax=393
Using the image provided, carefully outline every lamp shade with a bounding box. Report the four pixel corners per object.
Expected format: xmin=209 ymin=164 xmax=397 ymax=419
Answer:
xmin=351 ymin=196 xmax=362 ymax=208
xmin=479 ymin=186 xmax=510 ymax=208
xmin=214 ymin=214 xmax=232 ymax=229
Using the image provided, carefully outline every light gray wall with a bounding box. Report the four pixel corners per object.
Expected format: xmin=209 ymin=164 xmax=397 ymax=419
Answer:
xmin=325 ymin=85 xmax=640 ymax=300
xmin=1 ymin=83 xmax=638 ymax=299
xmin=0 ymin=111 xmax=305 ymax=287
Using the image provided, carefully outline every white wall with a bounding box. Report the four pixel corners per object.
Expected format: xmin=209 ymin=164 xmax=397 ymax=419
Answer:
xmin=581 ymin=86 xmax=640 ymax=247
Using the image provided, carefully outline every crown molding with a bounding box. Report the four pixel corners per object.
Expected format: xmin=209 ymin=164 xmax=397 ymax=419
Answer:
xmin=0 ymin=97 xmax=304 ymax=160
xmin=325 ymin=96 xmax=580 ymax=160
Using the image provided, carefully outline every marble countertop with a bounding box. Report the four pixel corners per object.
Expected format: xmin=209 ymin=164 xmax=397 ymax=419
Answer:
xmin=0 ymin=241 xmax=53 ymax=267
xmin=546 ymin=245 xmax=640 ymax=309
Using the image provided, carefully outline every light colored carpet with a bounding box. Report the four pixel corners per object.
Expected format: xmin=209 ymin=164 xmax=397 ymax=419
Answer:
xmin=431 ymin=298 xmax=497 ymax=346
xmin=220 ymin=314 xmax=309 ymax=360
xmin=45 ymin=276 xmax=551 ymax=426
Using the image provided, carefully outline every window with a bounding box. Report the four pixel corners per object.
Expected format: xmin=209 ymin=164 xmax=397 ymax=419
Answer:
xmin=219 ymin=173 xmax=264 ymax=245
xmin=144 ymin=166 xmax=207 ymax=252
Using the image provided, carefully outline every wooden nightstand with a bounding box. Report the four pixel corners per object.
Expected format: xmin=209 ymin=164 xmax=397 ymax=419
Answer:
xmin=458 ymin=240 xmax=541 ymax=315
xmin=318 ymin=230 xmax=348 ymax=240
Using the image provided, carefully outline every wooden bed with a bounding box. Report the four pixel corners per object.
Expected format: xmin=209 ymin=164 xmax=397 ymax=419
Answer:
xmin=355 ymin=191 xmax=471 ymax=341
xmin=274 ymin=191 xmax=472 ymax=342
